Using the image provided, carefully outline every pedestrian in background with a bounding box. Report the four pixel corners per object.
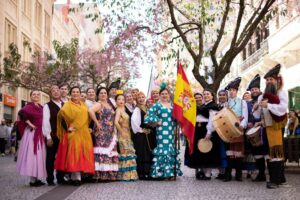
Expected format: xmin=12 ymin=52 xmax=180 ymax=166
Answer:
xmin=0 ymin=120 xmax=8 ymax=156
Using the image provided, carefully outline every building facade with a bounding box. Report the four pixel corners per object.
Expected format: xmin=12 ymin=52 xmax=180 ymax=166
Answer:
xmin=220 ymin=1 xmax=300 ymax=109
xmin=0 ymin=0 xmax=83 ymax=122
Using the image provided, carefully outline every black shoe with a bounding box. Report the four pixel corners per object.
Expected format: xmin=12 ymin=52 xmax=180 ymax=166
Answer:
xmin=30 ymin=181 xmax=44 ymax=187
xmin=47 ymin=182 xmax=56 ymax=186
xmin=252 ymin=174 xmax=266 ymax=182
xmin=223 ymin=176 xmax=232 ymax=182
xmin=202 ymin=176 xmax=211 ymax=180
xmin=36 ymin=180 xmax=45 ymax=186
xmin=196 ymin=171 xmax=204 ymax=180
xmin=30 ymin=182 xmax=41 ymax=187
xmin=235 ymin=177 xmax=242 ymax=182
xmin=216 ymin=174 xmax=225 ymax=180
xmin=57 ymin=179 xmax=69 ymax=185
xmin=266 ymin=182 xmax=279 ymax=189
xmin=72 ymin=180 xmax=81 ymax=186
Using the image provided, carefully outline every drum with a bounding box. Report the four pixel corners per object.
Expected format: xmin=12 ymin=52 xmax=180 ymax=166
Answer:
xmin=212 ymin=107 xmax=243 ymax=143
xmin=198 ymin=139 xmax=213 ymax=153
xmin=246 ymin=126 xmax=262 ymax=147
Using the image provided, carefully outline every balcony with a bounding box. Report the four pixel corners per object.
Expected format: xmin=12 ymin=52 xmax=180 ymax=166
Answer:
xmin=240 ymin=39 xmax=269 ymax=72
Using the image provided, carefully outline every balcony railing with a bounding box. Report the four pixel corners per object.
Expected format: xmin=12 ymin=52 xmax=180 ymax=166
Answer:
xmin=241 ymin=39 xmax=269 ymax=71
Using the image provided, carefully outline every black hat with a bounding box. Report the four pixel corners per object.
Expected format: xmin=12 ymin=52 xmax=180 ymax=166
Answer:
xmin=108 ymin=78 xmax=121 ymax=91
xmin=247 ymin=74 xmax=260 ymax=90
xmin=264 ymin=64 xmax=281 ymax=79
xmin=225 ymin=77 xmax=241 ymax=90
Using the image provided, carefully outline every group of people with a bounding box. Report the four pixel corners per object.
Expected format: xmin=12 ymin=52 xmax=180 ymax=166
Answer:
xmin=15 ymin=80 xmax=181 ymax=187
xmin=13 ymin=63 xmax=290 ymax=189
xmin=185 ymin=64 xmax=289 ymax=189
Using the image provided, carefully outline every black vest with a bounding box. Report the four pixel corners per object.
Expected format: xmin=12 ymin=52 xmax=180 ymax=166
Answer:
xmin=47 ymin=101 xmax=62 ymax=137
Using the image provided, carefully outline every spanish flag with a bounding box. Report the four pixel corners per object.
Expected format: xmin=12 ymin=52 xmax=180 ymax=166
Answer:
xmin=172 ymin=64 xmax=196 ymax=154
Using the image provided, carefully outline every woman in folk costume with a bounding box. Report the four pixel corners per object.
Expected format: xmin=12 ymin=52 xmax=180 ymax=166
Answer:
xmin=253 ymin=64 xmax=288 ymax=189
xmin=185 ymin=90 xmax=221 ymax=180
xmin=144 ymin=83 xmax=182 ymax=179
xmin=242 ymin=90 xmax=256 ymax=178
xmin=224 ymin=77 xmax=248 ymax=182
xmin=131 ymin=92 xmax=157 ymax=180
xmin=88 ymin=87 xmax=119 ymax=181
xmin=16 ymin=90 xmax=47 ymax=186
xmin=184 ymin=92 xmax=203 ymax=178
xmin=114 ymin=94 xmax=138 ymax=181
xmin=55 ymin=86 xmax=95 ymax=186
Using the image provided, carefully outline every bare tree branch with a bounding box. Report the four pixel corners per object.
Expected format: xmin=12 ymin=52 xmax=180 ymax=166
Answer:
xmin=168 ymin=28 xmax=198 ymax=44
xmin=166 ymin=0 xmax=198 ymax=64
xmin=230 ymin=0 xmax=245 ymax=48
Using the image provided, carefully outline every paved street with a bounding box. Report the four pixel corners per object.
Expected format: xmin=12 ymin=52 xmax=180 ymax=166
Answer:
xmin=1 ymin=150 xmax=300 ymax=200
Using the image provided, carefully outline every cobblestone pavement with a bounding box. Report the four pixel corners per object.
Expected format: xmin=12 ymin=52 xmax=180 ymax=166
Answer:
xmin=1 ymin=152 xmax=299 ymax=200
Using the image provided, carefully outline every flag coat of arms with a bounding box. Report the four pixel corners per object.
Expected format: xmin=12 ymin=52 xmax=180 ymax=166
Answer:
xmin=172 ymin=64 xmax=196 ymax=154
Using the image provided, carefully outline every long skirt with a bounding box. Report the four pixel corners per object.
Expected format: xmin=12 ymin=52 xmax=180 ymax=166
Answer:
xmin=132 ymin=131 xmax=156 ymax=177
xmin=185 ymin=122 xmax=221 ymax=168
xmin=117 ymin=137 xmax=138 ymax=181
xmin=55 ymin=132 xmax=95 ymax=174
xmin=16 ymin=127 xmax=47 ymax=179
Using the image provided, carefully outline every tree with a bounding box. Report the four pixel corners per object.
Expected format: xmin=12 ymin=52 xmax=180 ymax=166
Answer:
xmin=77 ymin=23 xmax=142 ymax=89
xmin=83 ymin=0 xmax=285 ymax=92
xmin=0 ymin=39 xmax=80 ymax=93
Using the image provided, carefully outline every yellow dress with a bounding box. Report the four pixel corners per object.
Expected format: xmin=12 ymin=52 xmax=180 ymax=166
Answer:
xmin=117 ymin=111 xmax=138 ymax=181
xmin=55 ymin=101 xmax=95 ymax=173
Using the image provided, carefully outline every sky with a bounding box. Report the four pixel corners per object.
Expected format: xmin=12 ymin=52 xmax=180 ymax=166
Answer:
xmin=55 ymin=0 xmax=153 ymax=95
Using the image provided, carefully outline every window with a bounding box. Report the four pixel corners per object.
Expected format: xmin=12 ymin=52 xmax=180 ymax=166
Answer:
xmin=35 ymin=1 xmax=42 ymax=29
xmin=22 ymin=34 xmax=31 ymax=62
xmin=21 ymin=0 xmax=31 ymax=17
xmin=255 ymin=29 xmax=261 ymax=50
xmin=4 ymin=19 xmax=17 ymax=53
xmin=34 ymin=43 xmax=41 ymax=55
xmin=44 ymin=11 xmax=51 ymax=38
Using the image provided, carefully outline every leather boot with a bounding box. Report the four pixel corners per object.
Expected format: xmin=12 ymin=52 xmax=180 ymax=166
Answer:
xmin=280 ymin=161 xmax=286 ymax=184
xmin=223 ymin=157 xmax=232 ymax=182
xmin=266 ymin=162 xmax=279 ymax=189
xmin=253 ymin=158 xmax=266 ymax=182
xmin=235 ymin=158 xmax=243 ymax=181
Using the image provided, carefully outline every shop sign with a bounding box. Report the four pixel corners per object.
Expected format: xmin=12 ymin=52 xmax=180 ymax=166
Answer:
xmin=3 ymin=94 xmax=17 ymax=107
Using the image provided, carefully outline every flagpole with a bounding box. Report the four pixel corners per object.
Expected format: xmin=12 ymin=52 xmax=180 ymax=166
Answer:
xmin=174 ymin=49 xmax=180 ymax=180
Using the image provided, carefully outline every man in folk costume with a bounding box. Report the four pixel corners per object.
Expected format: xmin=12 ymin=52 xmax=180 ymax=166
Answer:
xmin=108 ymin=78 xmax=121 ymax=110
xmin=246 ymin=75 xmax=269 ymax=182
xmin=42 ymin=85 xmax=65 ymax=185
xmin=253 ymin=64 xmax=288 ymax=189
xmin=224 ymin=77 xmax=248 ymax=182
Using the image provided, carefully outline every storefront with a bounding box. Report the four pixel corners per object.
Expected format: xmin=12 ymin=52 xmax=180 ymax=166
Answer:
xmin=3 ymin=94 xmax=17 ymax=123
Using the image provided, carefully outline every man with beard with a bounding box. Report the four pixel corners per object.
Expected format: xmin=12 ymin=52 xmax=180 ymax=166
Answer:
xmin=253 ymin=64 xmax=288 ymax=189
xmin=246 ymin=75 xmax=268 ymax=182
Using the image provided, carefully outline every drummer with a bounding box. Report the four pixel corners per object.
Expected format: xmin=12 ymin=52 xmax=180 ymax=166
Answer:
xmin=224 ymin=77 xmax=248 ymax=182
xmin=184 ymin=89 xmax=221 ymax=180
xmin=246 ymin=75 xmax=269 ymax=182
